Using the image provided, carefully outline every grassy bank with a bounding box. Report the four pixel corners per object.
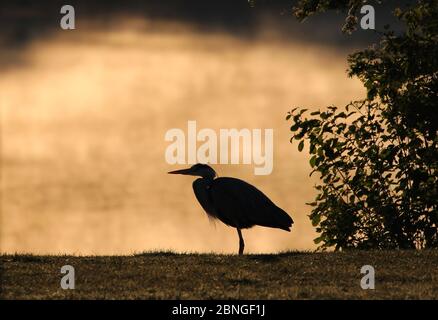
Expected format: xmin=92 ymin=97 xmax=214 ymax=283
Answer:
xmin=1 ymin=250 xmax=437 ymax=299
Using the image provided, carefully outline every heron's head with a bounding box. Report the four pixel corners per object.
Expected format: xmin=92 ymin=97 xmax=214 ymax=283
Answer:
xmin=168 ymin=163 xmax=217 ymax=179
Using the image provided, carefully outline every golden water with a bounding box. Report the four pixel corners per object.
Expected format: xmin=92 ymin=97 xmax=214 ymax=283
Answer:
xmin=0 ymin=20 xmax=364 ymax=254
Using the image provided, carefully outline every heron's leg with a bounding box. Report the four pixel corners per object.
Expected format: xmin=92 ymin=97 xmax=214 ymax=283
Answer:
xmin=237 ymin=228 xmax=244 ymax=255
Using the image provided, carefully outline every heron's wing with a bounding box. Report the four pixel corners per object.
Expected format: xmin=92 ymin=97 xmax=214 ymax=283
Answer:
xmin=210 ymin=177 xmax=293 ymax=230
xmin=209 ymin=180 xmax=252 ymax=228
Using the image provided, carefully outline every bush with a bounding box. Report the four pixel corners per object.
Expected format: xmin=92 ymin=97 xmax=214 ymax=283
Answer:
xmin=287 ymin=0 xmax=438 ymax=250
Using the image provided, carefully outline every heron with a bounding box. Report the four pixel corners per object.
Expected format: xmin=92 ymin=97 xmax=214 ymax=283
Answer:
xmin=168 ymin=163 xmax=293 ymax=255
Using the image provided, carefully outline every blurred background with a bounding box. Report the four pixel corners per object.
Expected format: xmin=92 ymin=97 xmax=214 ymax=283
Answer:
xmin=1 ymin=0 xmax=393 ymax=254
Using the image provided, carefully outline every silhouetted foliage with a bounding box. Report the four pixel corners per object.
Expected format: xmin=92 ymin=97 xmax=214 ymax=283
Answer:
xmin=287 ymin=0 xmax=438 ymax=249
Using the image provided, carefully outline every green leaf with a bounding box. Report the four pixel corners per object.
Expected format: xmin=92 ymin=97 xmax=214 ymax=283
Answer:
xmin=309 ymin=143 xmax=316 ymax=154
xmin=314 ymin=236 xmax=324 ymax=244
xmin=309 ymin=155 xmax=317 ymax=168
xmin=317 ymin=147 xmax=324 ymax=156
xmin=311 ymin=214 xmax=321 ymax=226
xmin=298 ymin=140 xmax=304 ymax=152
xmin=320 ymin=112 xmax=329 ymax=119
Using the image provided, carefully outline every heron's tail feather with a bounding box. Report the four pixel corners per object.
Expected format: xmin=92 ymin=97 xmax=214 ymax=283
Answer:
xmin=263 ymin=207 xmax=293 ymax=232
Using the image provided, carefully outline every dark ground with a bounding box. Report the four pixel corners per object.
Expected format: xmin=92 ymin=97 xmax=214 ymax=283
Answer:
xmin=1 ymin=250 xmax=437 ymax=299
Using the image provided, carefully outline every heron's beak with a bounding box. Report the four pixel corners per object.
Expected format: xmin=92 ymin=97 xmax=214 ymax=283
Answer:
xmin=168 ymin=168 xmax=193 ymax=175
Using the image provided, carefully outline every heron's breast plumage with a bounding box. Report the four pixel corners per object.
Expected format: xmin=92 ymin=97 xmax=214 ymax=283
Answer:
xmin=192 ymin=178 xmax=218 ymax=219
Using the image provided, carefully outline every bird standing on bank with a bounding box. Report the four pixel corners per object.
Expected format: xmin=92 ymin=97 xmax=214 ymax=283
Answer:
xmin=168 ymin=163 xmax=293 ymax=255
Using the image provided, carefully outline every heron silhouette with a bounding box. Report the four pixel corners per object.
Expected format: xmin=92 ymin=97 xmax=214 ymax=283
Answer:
xmin=168 ymin=163 xmax=293 ymax=255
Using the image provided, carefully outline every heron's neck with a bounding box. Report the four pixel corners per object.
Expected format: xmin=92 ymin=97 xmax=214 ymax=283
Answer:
xmin=201 ymin=174 xmax=216 ymax=182
xmin=200 ymin=169 xmax=216 ymax=181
